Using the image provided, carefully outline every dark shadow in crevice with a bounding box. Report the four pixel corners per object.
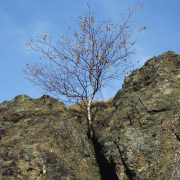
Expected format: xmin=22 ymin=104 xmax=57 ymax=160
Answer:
xmin=88 ymin=131 xmax=118 ymax=180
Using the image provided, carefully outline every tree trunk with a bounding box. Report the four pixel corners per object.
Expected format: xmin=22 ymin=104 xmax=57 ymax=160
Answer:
xmin=87 ymin=94 xmax=94 ymax=139
xmin=87 ymin=95 xmax=93 ymax=124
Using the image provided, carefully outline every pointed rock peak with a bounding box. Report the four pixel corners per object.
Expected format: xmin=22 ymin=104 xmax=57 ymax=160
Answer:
xmin=125 ymin=51 xmax=180 ymax=92
xmin=114 ymin=51 xmax=180 ymax=101
xmin=93 ymin=51 xmax=180 ymax=179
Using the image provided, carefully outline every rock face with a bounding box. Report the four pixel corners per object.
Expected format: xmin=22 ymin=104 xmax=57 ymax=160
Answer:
xmin=92 ymin=51 xmax=180 ymax=179
xmin=1 ymin=51 xmax=180 ymax=180
xmin=0 ymin=95 xmax=100 ymax=179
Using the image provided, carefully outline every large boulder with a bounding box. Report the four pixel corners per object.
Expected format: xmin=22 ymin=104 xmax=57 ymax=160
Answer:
xmin=0 ymin=95 xmax=100 ymax=179
xmin=1 ymin=51 xmax=180 ymax=180
xmin=92 ymin=51 xmax=180 ymax=179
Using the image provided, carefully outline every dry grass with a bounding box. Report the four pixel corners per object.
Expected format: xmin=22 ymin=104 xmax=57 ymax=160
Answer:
xmin=66 ymin=96 xmax=114 ymax=114
xmin=50 ymin=96 xmax=114 ymax=116
xmin=106 ymin=97 xmax=114 ymax=103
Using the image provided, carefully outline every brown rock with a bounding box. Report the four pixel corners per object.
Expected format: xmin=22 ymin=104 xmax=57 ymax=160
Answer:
xmin=0 ymin=95 xmax=100 ymax=179
xmin=92 ymin=51 xmax=180 ymax=179
xmin=1 ymin=51 xmax=180 ymax=179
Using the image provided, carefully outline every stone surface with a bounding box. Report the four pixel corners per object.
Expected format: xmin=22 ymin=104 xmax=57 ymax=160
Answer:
xmin=0 ymin=95 xmax=100 ymax=180
xmin=1 ymin=51 xmax=180 ymax=179
xmin=92 ymin=51 xmax=180 ymax=179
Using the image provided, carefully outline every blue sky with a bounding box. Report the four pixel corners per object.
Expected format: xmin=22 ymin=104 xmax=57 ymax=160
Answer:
xmin=1 ymin=0 xmax=180 ymax=105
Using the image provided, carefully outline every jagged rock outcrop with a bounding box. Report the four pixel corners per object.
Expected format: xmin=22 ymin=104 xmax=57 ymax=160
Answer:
xmin=1 ymin=51 xmax=180 ymax=180
xmin=0 ymin=95 xmax=100 ymax=179
xmin=92 ymin=51 xmax=180 ymax=179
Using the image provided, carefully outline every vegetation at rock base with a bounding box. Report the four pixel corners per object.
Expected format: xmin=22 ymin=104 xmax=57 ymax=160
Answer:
xmin=67 ymin=96 xmax=113 ymax=115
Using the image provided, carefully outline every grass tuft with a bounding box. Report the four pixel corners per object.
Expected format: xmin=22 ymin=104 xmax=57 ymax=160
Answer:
xmin=51 ymin=97 xmax=114 ymax=116
xmin=67 ymin=96 xmax=114 ymax=114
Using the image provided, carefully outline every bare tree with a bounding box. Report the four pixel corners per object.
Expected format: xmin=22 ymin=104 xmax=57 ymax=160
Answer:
xmin=24 ymin=3 xmax=146 ymax=136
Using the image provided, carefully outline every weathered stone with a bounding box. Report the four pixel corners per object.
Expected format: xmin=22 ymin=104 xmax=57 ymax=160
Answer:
xmin=1 ymin=51 xmax=180 ymax=179
xmin=0 ymin=95 xmax=100 ymax=180
xmin=92 ymin=51 xmax=180 ymax=179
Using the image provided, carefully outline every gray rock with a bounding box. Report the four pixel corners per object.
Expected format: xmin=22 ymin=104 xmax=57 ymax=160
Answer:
xmin=0 ymin=95 xmax=100 ymax=179
xmin=1 ymin=51 xmax=180 ymax=179
xmin=93 ymin=51 xmax=180 ymax=179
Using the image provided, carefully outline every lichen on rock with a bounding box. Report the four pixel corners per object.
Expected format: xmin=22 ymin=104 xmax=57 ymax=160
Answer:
xmin=1 ymin=51 xmax=180 ymax=179
xmin=0 ymin=94 xmax=100 ymax=179
xmin=92 ymin=51 xmax=180 ymax=179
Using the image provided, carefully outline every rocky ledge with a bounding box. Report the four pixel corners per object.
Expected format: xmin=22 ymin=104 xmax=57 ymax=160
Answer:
xmin=1 ymin=51 xmax=180 ymax=179
xmin=0 ymin=95 xmax=100 ymax=179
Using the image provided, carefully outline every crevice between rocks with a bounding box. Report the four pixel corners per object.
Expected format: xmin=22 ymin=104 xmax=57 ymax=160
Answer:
xmin=88 ymin=130 xmax=137 ymax=180
xmin=88 ymin=131 xmax=118 ymax=180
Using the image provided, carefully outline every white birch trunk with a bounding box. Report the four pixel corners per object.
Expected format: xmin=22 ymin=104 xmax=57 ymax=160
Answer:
xmin=87 ymin=94 xmax=94 ymax=124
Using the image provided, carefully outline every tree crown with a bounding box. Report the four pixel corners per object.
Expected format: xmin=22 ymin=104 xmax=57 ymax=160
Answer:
xmin=24 ymin=3 xmax=146 ymax=107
